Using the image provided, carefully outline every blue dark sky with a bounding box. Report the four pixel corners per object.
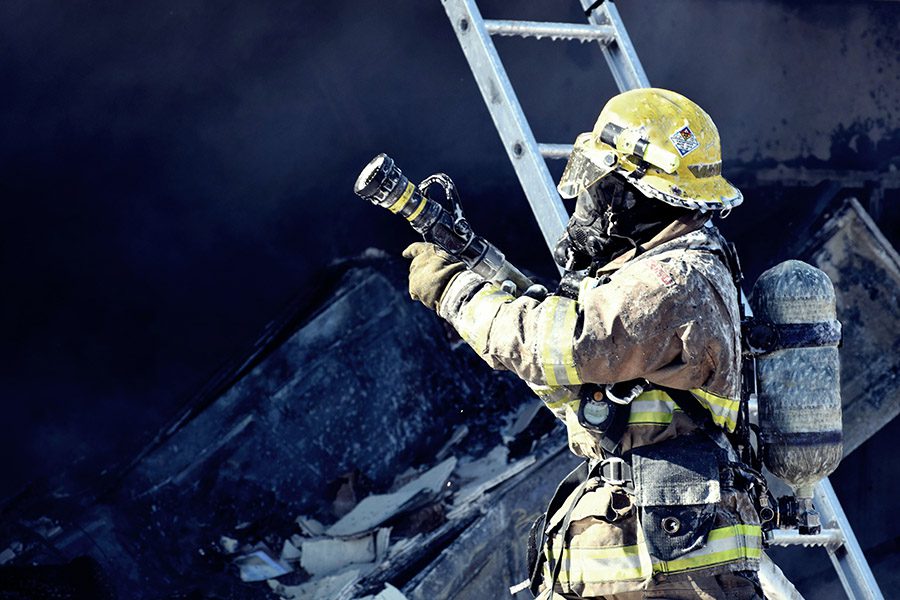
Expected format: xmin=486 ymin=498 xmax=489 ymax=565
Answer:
xmin=1 ymin=0 xmax=898 ymax=499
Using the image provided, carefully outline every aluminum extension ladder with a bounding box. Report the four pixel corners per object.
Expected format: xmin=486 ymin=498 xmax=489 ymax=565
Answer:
xmin=439 ymin=1 xmax=884 ymax=598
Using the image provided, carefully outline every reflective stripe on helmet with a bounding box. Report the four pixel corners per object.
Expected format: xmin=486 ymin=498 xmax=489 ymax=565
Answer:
xmin=537 ymin=296 xmax=582 ymax=386
xmin=456 ymin=286 xmax=514 ymax=353
xmin=688 ymin=162 xmax=722 ymax=178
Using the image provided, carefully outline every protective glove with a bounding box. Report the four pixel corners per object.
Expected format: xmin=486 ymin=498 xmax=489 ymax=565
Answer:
xmin=402 ymin=242 xmax=467 ymax=311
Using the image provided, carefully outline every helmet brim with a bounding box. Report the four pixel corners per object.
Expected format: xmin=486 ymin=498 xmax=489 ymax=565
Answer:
xmin=628 ymin=169 xmax=743 ymax=212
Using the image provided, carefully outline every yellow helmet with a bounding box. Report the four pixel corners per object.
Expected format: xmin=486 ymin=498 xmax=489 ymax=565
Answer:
xmin=557 ymin=88 xmax=742 ymax=212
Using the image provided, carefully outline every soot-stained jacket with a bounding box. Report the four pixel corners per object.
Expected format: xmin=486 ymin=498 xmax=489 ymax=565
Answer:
xmin=433 ymin=215 xmax=762 ymax=596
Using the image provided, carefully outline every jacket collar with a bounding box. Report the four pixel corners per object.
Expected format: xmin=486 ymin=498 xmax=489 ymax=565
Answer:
xmin=595 ymin=212 xmax=712 ymax=274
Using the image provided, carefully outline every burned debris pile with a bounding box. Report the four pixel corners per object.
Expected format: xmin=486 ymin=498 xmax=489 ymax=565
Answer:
xmin=0 ymin=253 xmax=570 ymax=599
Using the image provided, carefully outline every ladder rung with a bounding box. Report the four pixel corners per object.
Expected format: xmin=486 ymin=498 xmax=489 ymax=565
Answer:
xmin=765 ymin=528 xmax=844 ymax=548
xmin=484 ymin=20 xmax=614 ymax=44
xmin=538 ymin=143 xmax=574 ymax=159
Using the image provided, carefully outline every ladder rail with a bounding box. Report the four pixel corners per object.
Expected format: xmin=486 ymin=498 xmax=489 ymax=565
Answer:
xmin=580 ymin=0 xmax=650 ymax=91
xmin=814 ymin=478 xmax=885 ymax=600
xmin=441 ymin=0 xmax=569 ymax=257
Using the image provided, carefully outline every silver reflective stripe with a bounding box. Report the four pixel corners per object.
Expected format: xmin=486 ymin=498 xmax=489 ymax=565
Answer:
xmin=627 ymin=389 xmax=680 ymax=425
xmin=547 ymin=537 xmax=651 ymax=584
xmin=549 ymin=524 xmax=762 ymax=586
xmin=537 ymin=296 xmax=582 ymax=386
xmin=528 ymin=383 xmax=579 ymax=422
xmin=529 ymin=383 xmax=578 ymax=411
xmin=653 ymin=524 xmax=762 ymax=574
xmin=690 ymin=388 xmax=740 ymax=432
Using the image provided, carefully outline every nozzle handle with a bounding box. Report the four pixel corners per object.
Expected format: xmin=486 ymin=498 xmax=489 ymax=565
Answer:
xmin=469 ymin=242 xmax=532 ymax=292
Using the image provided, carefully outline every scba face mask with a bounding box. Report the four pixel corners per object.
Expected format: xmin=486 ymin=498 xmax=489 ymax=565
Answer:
xmin=553 ymin=183 xmax=625 ymax=271
xmin=553 ymin=176 xmax=692 ymax=271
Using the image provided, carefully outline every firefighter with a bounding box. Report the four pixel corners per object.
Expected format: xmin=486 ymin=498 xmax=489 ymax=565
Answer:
xmin=404 ymin=88 xmax=764 ymax=599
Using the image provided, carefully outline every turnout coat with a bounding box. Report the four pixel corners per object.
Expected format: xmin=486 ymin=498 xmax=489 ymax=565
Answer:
xmin=435 ymin=215 xmax=762 ymax=598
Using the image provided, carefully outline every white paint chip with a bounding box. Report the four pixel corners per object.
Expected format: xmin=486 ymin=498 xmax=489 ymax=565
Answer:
xmin=234 ymin=548 xmax=292 ymax=582
xmin=326 ymin=457 xmax=456 ymax=537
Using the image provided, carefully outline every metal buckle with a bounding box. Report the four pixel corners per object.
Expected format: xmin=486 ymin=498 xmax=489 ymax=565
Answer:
xmin=599 ymin=457 xmax=627 ymax=486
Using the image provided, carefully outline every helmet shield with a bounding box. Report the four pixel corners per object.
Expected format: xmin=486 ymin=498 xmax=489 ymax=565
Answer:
xmin=557 ymin=133 xmax=617 ymax=199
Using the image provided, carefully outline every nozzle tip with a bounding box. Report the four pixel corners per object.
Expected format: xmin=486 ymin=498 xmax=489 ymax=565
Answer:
xmin=354 ymin=153 xmax=390 ymax=197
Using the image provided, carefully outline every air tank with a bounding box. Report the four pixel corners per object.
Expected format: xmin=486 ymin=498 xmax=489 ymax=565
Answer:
xmin=749 ymin=260 xmax=843 ymax=532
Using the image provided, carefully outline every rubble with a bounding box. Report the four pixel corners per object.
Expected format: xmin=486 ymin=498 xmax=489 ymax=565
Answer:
xmin=295 ymin=516 xmax=325 ymax=537
xmin=326 ymin=458 xmax=456 ymax=537
xmin=280 ymin=538 xmax=302 ymax=562
xmin=234 ymin=547 xmax=293 ymax=582
xmin=299 ymin=528 xmax=390 ymax=577
xmin=434 ymin=425 xmax=468 ymax=461
xmin=219 ymin=535 xmax=239 ymax=554
xmin=0 ymin=257 xmax=531 ymax=599
xmin=451 ymin=447 xmax=538 ymax=512
xmin=268 ymin=566 xmax=362 ymax=600
xmin=356 ymin=583 xmax=409 ymax=600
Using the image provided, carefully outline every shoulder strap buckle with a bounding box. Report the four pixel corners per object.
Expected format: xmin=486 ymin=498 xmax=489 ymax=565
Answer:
xmin=598 ymin=456 xmax=631 ymax=486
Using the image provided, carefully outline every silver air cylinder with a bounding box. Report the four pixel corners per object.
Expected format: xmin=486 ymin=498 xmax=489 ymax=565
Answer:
xmin=749 ymin=260 xmax=843 ymax=528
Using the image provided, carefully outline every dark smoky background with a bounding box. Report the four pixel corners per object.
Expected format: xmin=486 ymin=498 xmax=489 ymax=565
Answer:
xmin=1 ymin=0 xmax=898 ymax=517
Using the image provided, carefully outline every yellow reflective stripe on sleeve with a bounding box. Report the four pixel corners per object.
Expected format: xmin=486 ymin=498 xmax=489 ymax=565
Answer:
xmin=625 ymin=388 xmax=738 ymax=430
xmin=528 ymin=383 xmax=578 ymax=411
xmin=456 ymin=286 xmax=514 ymax=353
xmin=560 ymin=302 xmax=580 ymax=384
xmin=690 ymin=388 xmax=740 ymax=432
xmin=405 ymin=196 xmax=428 ymax=222
xmin=537 ymin=297 xmax=558 ymax=384
xmin=388 ymin=181 xmax=415 ymax=213
xmin=537 ymin=296 xmax=582 ymax=386
xmin=691 ymin=388 xmax=741 ymax=413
